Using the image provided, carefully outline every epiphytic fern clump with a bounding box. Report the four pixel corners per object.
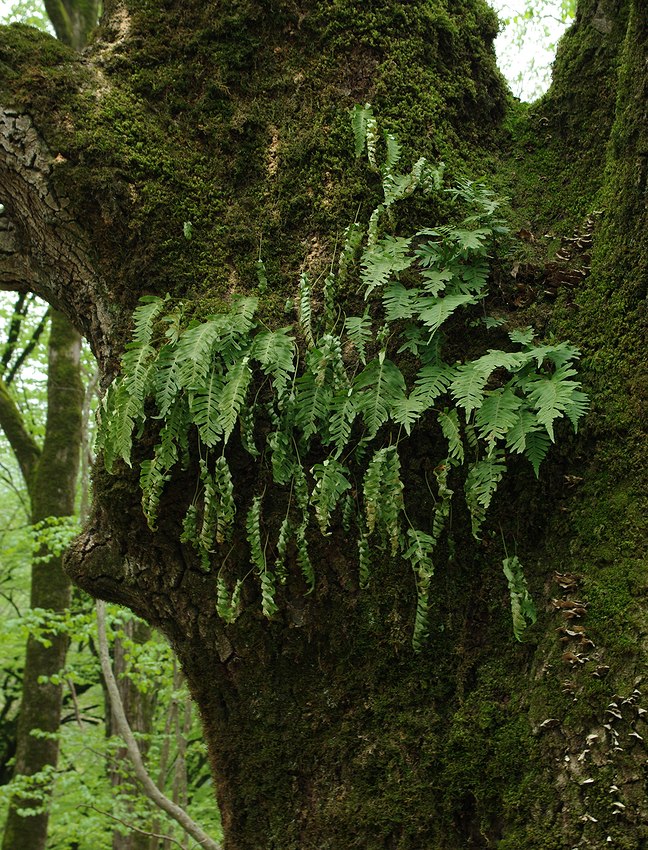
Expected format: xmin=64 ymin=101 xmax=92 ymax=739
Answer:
xmin=97 ymin=105 xmax=588 ymax=648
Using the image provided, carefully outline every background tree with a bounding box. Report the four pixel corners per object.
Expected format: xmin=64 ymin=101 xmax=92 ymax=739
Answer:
xmin=1 ymin=0 xmax=646 ymax=847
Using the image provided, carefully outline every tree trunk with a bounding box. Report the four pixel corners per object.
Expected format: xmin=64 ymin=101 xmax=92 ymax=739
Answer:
xmin=1 ymin=311 xmax=83 ymax=850
xmin=1 ymin=1 xmax=646 ymax=847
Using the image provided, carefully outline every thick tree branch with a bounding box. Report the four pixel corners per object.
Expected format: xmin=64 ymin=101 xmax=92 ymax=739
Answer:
xmin=96 ymin=601 xmax=222 ymax=850
xmin=0 ymin=376 xmax=40 ymax=486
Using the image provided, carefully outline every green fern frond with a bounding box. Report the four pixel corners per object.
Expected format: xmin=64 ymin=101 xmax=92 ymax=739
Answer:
xmin=310 ymin=458 xmax=352 ymax=536
xmin=416 ymin=292 xmax=476 ymax=336
xmin=465 ymin=449 xmax=506 ymax=538
xmin=383 ymin=132 xmax=402 ymax=174
xmin=140 ymin=458 xmax=171 ymax=531
xmin=526 ymin=364 xmax=583 ymax=440
xmin=216 ymin=576 xmax=243 ymax=624
xmin=361 ymin=235 xmax=414 ymax=297
xmin=251 ymin=328 xmax=296 ymax=399
xmin=189 ymin=367 xmax=224 ymax=448
xmin=298 ymin=272 xmax=315 ymax=348
xmin=246 ymin=495 xmax=265 ymax=573
xmin=344 ymin=313 xmax=372 ymax=364
xmin=438 ymin=408 xmax=464 ymax=463
xmin=358 ymin=532 xmax=371 ymax=588
xmin=404 ymin=528 xmax=436 ymax=652
xmin=382 ymin=282 xmax=421 ymax=321
xmin=353 ymin=352 xmax=407 ymax=438
xmin=474 ymin=388 xmax=521 ymax=447
xmin=328 ymin=389 xmax=358 ymax=456
xmin=175 ymin=319 xmax=223 ymax=390
xmin=350 ymin=103 xmax=373 ymax=159
xmin=214 ymin=456 xmax=236 ymax=544
xmin=131 ymin=295 xmax=169 ymax=345
xmin=502 ymin=555 xmax=537 ymax=641
xmin=218 ymin=355 xmax=253 ymax=443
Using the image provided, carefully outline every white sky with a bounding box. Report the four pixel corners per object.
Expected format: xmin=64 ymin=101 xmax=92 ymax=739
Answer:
xmin=0 ymin=1 xmax=572 ymax=101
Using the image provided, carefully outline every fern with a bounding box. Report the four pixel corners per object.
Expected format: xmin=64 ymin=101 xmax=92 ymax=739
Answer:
xmin=344 ymin=313 xmax=372 ymax=364
xmin=310 ymin=458 xmax=352 ymax=536
xmin=353 ymin=352 xmax=407 ymax=438
xmin=464 ymin=449 xmax=506 ymax=538
xmin=502 ymin=555 xmax=537 ymax=641
xmin=100 ymin=107 xmax=589 ymax=650
xmin=438 ymin=408 xmax=464 ymax=463
xmin=361 ymin=235 xmax=414 ymax=297
xmin=216 ymin=576 xmax=243 ymax=624
xmin=404 ymin=528 xmax=436 ymax=652
xmin=298 ymin=273 xmax=315 ymax=348
xmin=218 ymin=355 xmax=253 ymax=443
xmin=251 ymin=329 xmax=295 ymax=399
xmin=189 ymin=366 xmax=224 ymax=448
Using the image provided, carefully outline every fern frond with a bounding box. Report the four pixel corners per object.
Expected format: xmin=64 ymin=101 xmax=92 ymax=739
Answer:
xmin=464 ymin=449 xmax=506 ymax=538
xmin=526 ymin=364 xmax=583 ymax=441
xmin=338 ymin=222 xmax=364 ymax=285
xmin=502 ymin=555 xmax=537 ymax=641
xmin=199 ymin=459 xmax=218 ymax=557
xmin=294 ymin=357 xmax=333 ymax=442
xmin=358 ymin=532 xmax=371 ymax=588
xmin=189 ymin=366 xmax=224 ymax=448
xmin=361 ymin=235 xmax=414 ymax=297
xmin=260 ymin=567 xmax=279 ymax=619
xmin=344 ymin=313 xmax=373 ymax=364
xmin=216 ymin=576 xmax=243 ymax=624
xmin=382 ymin=282 xmax=421 ymax=321
xmin=438 ymin=408 xmax=464 ymax=463
xmin=175 ymin=319 xmax=223 ymax=390
xmin=140 ymin=458 xmax=171 ymax=531
xmin=131 ymin=295 xmax=169 ymax=345
xmin=298 ymin=272 xmax=315 ymax=348
xmin=328 ymin=388 xmax=358 ymax=456
xmin=404 ymin=528 xmax=436 ymax=652
xmin=416 ymin=292 xmax=476 ymax=336
xmin=268 ymin=430 xmax=296 ymax=485
xmin=251 ymin=328 xmax=296 ymax=399
xmin=475 ymin=388 xmax=521 ymax=447
xmin=411 ymin=363 xmax=455 ymax=412
xmin=431 ymin=461 xmax=453 ymax=541
xmin=218 ymin=355 xmax=253 ymax=443
xmin=214 ymin=456 xmax=236 ymax=544
xmin=310 ymin=457 xmax=352 ymax=535
xmin=275 ymin=514 xmax=291 ymax=584
xmin=350 ymin=103 xmax=373 ymax=159
xmin=353 ymin=352 xmax=407 ymax=438
xmin=523 ymin=428 xmax=553 ymax=478
xmin=246 ymin=495 xmax=265 ymax=572
xmin=382 ymin=132 xmax=402 ymax=174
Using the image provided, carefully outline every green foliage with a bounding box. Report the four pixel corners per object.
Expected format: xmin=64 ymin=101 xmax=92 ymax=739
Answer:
xmin=502 ymin=554 xmax=537 ymax=641
xmin=98 ymin=108 xmax=588 ymax=647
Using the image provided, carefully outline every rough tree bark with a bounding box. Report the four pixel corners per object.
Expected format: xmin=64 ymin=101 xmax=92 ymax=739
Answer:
xmin=0 ymin=1 xmax=646 ymax=847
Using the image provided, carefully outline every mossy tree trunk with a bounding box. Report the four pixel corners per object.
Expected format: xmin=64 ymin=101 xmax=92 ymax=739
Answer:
xmin=0 ymin=311 xmax=83 ymax=850
xmin=0 ymin=1 xmax=646 ymax=847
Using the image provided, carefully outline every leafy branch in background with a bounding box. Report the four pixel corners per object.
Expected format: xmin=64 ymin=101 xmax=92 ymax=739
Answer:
xmin=98 ymin=105 xmax=588 ymax=647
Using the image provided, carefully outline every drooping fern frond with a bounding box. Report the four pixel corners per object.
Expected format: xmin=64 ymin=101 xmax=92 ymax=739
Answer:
xmin=189 ymin=366 xmax=224 ymax=448
xmin=438 ymin=408 xmax=464 ymax=463
xmin=502 ymin=555 xmax=537 ymax=641
xmin=218 ymin=355 xmax=253 ymax=443
xmin=344 ymin=313 xmax=372 ymax=364
xmin=310 ymin=458 xmax=352 ymax=536
xmin=404 ymin=528 xmax=436 ymax=652
xmin=214 ymin=456 xmax=236 ymax=544
xmin=298 ymin=272 xmax=315 ymax=348
xmin=464 ymin=449 xmax=506 ymax=538
xmin=251 ymin=328 xmax=296 ymax=399
xmin=353 ymin=352 xmax=407 ymax=439
xmin=216 ymin=576 xmax=243 ymax=624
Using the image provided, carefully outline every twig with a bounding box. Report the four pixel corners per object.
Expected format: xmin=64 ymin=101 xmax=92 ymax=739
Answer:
xmin=96 ymin=601 xmax=222 ymax=850
xmin=80 ymin=804 xmax=186 ymax=849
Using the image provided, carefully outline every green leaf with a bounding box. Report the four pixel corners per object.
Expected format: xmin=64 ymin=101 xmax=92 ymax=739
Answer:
xmin=218 ymin=355 xmax=253 ymax=443
xmin=189 ymin=367 xmax=225 ymax=447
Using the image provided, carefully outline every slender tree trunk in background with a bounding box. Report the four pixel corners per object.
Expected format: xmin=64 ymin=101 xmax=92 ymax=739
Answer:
xmin=0 ymin=0 xmax=646 ymax=846
xmin=0 ymin=311 xmax=83 ymax=850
